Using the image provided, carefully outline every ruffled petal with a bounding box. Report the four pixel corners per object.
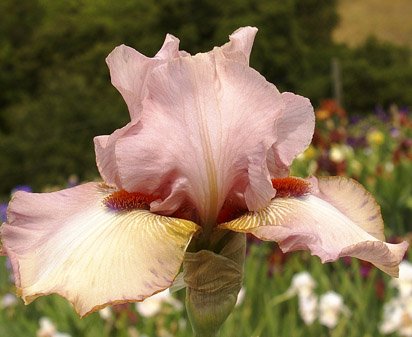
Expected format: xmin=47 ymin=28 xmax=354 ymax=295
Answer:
xmin=221 ymin=26 xmax=258 ymax=64
xmin=268 ymin=92 xmax=315 ymax=175
xmin=106 ymin=34 xmax=181 ymax=120
xmin=98 ymin=34 xmax=183 ymax=185
xmin=94 ymin=122 xmax=138 ymax=186
xmin=220 ymin=176 xmax=408 ymax=277
xmin=116 ymin=51 xmax=282 ymax=223
xmin=1 ymin=183 xmax=199 ymax=317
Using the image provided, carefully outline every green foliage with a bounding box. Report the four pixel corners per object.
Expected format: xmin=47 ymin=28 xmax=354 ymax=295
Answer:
xmin=341 ymin=38 xmax=412 ymax=113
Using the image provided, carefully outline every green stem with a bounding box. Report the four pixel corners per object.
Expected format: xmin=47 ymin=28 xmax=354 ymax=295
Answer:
xmin=184 ymin=232 xmax=246 ymax=337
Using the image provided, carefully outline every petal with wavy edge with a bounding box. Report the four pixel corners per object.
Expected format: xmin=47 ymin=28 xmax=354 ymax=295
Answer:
xmin=116 ymin=51 xmax=282 ymax=223
xmin=106 ymin=34 xmax=181 ymax=120
xmin=94 ymin=122 xmax=139 ymax=186
xmin=98 ymin=28 xmax=259 ymax=188
xmin=1 ymin=183 xmax=199 ymax=317
xmin=98 ymin=35 xmax=183 ymax=185
xmin=220 ymin=176 xmax=408 ymax=277
xmin=268 ymin=92 xmax=315 ymax=176
xmin=221 ymin=26 xmax=258 ymax=64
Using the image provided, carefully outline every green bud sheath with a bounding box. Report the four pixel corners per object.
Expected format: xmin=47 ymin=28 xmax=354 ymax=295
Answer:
xmin=183 ymin=232 xmax=246 ymax=337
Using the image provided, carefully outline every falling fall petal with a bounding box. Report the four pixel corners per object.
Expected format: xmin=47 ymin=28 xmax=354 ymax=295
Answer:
xmin=220 ymin=176 xmax=408 ymax=277
xmin=1 ymin=183 xmax=198 ymax=317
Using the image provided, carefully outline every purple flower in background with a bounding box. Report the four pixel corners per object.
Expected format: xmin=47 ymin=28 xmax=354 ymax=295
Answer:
xmin=390 ymin=127 xmax=400 ymax=138
xmin=11 ymin=185 xmax=32 ymax=195
xmin=347 ymin=136 xmax=367 ymax=148
xmin=0 ymin=203 xmax=7 ymax=223
xmin=375 ymin=106 xmax=390 ymax=122
xmin=5 ymin=258 xmax=15 ymax=283
xmin=349 ymin=114 xmax=362 ymax=125
xmin=67 ymin=175 xmax=79 ymax=188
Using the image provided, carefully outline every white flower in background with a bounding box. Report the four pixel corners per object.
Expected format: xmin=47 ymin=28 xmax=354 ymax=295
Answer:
xmin=381 ymin=262 xmax=412 ymax=337
xmin=384 ymin=162 xmax=394 ymax=173
xmin=287 ymin=272 xmax=351 ymax=328
xmin=298 ymin=293 xmax=318 ymax=325
xmin=392 ymin=261 xmax=412 ymax=298
xmin=0 ymin=293 xmax=18 ymax=308
xmin=36 ymin=317 xmax=71 ymax=337
xmin=329 ymin=144 xmax=353 ymax=163
xmin=37 ymin=317 xmax=56 ymax=337
xmin=98 ymin=306 xmax=112 ymax=321
xmin=380 ymin=301 xmax=412 ymax=337
xmin=380 ymin=298 xmax=404 ymax=335
xmin=236 ymin=287 xmax=246 ymax=307
xmin=289 ymin=271 xmax=316 ymax=298
xmin=319 ymin=291 xmax=349 ymax=329
xmin=135 ymin=289 xmax=182 ymax=318
xmin=288 ymin=272 xmax=318 ymax=325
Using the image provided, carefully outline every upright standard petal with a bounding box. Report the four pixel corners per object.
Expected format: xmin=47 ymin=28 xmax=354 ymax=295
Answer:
xmin=1 ymin=183 xmax=198 ymax=317
xmin=115 ymin=51 xmax=283 ymax=224
xmin=106 ymin=34 xmax=182 ymax=120
xmin=220 ymin=176 xmax=408 ymax=277
xmin=98 ymin=35 xmax=183 ymax=185
xmin=267 ymin=92 xmax=315 ymax=177
xmin=221 ymin=26 xmax=258 ymax=64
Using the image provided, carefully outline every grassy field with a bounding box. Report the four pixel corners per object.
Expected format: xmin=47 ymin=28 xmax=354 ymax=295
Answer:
xmin=334 ymin=0 xmax=412 ymax=48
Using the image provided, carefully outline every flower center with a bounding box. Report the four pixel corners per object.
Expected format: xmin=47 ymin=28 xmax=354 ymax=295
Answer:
xmin=104 ymin=190 xmax=158 ymax=211
xmin=216 ymin=202 xmax=247 ymax=224
xmin=271 ymin=177 xmax=310 ymax=198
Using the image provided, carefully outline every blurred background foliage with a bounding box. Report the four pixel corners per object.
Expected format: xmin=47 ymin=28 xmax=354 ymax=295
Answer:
xmin=0 ymin=0 xmax=412 ymax=197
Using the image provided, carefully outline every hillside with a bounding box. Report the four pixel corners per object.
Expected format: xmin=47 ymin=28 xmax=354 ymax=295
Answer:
xmin=333 ymin=0 xmax=412 ymax=48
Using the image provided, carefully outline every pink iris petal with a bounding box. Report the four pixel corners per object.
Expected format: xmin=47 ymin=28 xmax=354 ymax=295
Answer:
xmin=96 ymin=27 xmax=315 ymax=221
xmin=96 ymin=27 xmax=262 ymax=191
xmin=95 ymin=34 xmax=184 ymax=185
xmin=1 ymin=183 xmax=198 ymax=316
xmin=220 ymin=176 xmax=408 ymax=277
xmin=94 ymin=122 xmax=137 ymax=186
xmin=106 ymin=34 xmax=182 ymax=121
xmin=267 ymin=92 xmax=315 ymax=177
xmin=115 ymin=50 xmax=283 ymax=223
xmin=221 ymin=26 xmax=258 ymax=64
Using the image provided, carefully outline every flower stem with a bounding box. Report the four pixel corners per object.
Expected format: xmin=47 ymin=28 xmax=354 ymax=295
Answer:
xmin=183 ymin=232 xmax=246 ymax=337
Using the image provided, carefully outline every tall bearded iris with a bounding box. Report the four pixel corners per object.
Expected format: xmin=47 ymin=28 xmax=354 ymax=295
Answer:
xmin=0 ymin=27 xmax=408 ymax=335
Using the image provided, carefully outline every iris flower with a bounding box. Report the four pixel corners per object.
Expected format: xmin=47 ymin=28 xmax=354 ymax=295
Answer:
xmin=0 ymin=27 xmax=408 ymax=326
